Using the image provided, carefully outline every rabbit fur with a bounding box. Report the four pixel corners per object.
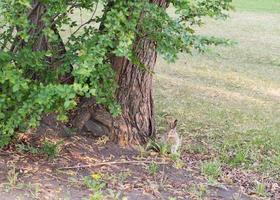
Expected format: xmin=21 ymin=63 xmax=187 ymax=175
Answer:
xmin=160 ymin=119 xmax=182 ymax=154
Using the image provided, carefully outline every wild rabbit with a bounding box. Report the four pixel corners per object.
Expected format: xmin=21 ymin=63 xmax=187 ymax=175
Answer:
xmin=160 ymin=119 xmax=181 ymax=154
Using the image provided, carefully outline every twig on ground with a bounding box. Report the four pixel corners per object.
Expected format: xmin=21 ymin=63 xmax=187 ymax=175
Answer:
xmin=0 ymin=151 xmax=12 ymax=156
xmin=46 ymin=173 xmax=71 ymax=183
xmin=57 ymin=160 xmax=168 ymax=170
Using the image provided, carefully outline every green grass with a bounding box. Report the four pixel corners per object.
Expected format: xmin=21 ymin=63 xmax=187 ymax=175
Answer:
xmin=233 ymin=0 xmax=280 ymax=13
xmin=155 ymin=8 xmax=280 ymax=183
xmin=200 ymin=160 xmax=221 ymax=180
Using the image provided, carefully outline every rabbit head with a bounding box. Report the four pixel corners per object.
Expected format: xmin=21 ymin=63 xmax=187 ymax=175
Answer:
xmin=166 ymin=119 xmax=178 ymax=139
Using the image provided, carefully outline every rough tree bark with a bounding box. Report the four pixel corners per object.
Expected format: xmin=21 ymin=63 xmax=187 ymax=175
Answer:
xmin=79 ymin=0 xmax=169 ymax=146
xmin=112 ymin=0 xmax=169 ymax=145
xmin=110 ymin=39 xmax=158 ymax=146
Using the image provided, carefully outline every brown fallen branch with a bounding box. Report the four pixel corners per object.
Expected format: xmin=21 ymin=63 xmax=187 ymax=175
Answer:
xmin=57 ymin=160 xmax=168 ymax=170
xmin=0 ymin=151 xmax=13 ymax=156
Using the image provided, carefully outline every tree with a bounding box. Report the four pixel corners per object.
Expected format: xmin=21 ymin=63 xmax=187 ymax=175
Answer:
xmin=0 ymin=0 xmax=232 ymax=147
xmin=90 ymin=0 xmax=170 ymax=146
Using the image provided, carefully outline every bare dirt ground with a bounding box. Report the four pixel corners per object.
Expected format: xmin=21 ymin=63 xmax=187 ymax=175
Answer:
xmin=0 ymin=111 xmax=252 ymax=200
xmin=0 ymin=130 xmax=253 ymax=200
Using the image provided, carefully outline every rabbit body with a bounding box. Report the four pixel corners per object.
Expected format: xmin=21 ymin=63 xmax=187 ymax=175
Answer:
xmin=160 ymin=119 xmax=181 ymax=154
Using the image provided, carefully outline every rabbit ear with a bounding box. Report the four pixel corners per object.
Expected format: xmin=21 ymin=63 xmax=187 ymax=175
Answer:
xmin=171 ymin=119 xmax=178 ymax=129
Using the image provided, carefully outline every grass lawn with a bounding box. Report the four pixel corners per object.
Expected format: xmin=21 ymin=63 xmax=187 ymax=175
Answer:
xmin=233 ymin=0 xmax=280 ymax=13
xmin=155 ymin=3 xmax=280 ymax=197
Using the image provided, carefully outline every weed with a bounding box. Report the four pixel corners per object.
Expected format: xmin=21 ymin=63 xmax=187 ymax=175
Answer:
xmin=15 ymin=141 xmax=63 ymax=159
xmin=89 ymin=192 xmax=104 ymax=200
xmin=159 ymin=170 xmax=168 ymax=187
xmin=118 ymin=171 xmax=131 ymax=184
xmin=136 ymin=145 xmax=149 ymax=158
xmin=254 ymin=182 xmax=266 ymax=197
xmin=16 ymin=143 xmax=39 ymax=155
xmin=170 ymin=154 xmax=184 ymax=169
xmin=186 ymin=183 xmax=208 ymax=199
xmin=106 ymin=189 xmax=127 ymax=200
xmin=200 ymin=160 xmax=221 ymax=180
xmin=41 ymin=140 xmax=63 ymax=159
xmin=6 ymin=166 xmax=19 ymax=187
xmin=196 ymin=184 xmax=208 ymax=198
xmin=146 ymin=140 xmax=170 ymax=155
xmin=83 ymin=174 xmax=106 ymax=200
xmin=17 ymin=183 xmax=41 ymax=199
xmin=147 ymin=162 xmax=159 ymax=176
xmin=83 ymin=176 xmax=105 ymax=191
xmin=31 ymin=183 xmax=41 ymax=199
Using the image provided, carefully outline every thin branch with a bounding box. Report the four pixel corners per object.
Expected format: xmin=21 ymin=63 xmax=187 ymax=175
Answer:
xmin=27 ymin=1 xmax=40 ymax=18
xmin=66 ymin=1 xmax=99 ymax=45
xmin=57 ymin=160 xmax=168 ymax=170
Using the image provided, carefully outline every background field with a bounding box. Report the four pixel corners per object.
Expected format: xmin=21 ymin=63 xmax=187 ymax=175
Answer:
xmin=155 ymin=0 xmax=280 ymax=196
xmin=233 ymin=0 xmax=280 ymax=13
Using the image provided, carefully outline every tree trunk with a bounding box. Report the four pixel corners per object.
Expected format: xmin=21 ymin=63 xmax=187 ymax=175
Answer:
xmin=112 ymin=0 xmax=169 ymax=146
xmin=110 ymin=40 xmax=157 ymax=146
xmin=77 ymin=0 xmax=169 ymax=146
